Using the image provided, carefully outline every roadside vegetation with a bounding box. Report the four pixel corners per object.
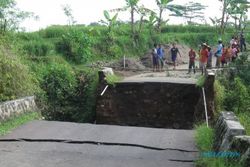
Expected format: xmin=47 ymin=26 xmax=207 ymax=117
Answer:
xmin=195 ymin=53 xmax=250 ymax=167
xmin=195 ymin=124 xmax=240 ymax=167
xmin=0 ymin=112 xmax=41 ymax=136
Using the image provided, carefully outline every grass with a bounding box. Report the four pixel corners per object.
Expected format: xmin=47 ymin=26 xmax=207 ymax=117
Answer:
xmin=0 ymin=111 xmax=41 ymax=136
xmin=196 ymin=75 xmax=206 ymax=88
xmin=195 ymin=124 xmax=242 ymax=167
xmin=195 ymin=124 xmax=214 ymax=152
xmin=237 ymin=112 xmax=250 ymax=135
xmin=105 ymin=74 xmax=122 ymax=86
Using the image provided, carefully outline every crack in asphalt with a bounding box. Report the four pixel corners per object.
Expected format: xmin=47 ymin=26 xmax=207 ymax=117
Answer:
xmin=0 ymin=138 xmax=198 ymax=153
xmin=169 ymin=159 xmax=195 ymax=163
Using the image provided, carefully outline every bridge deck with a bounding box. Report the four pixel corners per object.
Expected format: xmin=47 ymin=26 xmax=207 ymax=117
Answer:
xmin=121 ymin=76 xmax=197 ymax=84
xmin=0 ymin=121 xmax=198 ymax=167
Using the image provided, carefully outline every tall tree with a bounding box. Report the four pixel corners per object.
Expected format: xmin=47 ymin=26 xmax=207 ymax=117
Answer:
xmin=170 ymin=2 xmax=207 ymax=25
xmin=100 ymin=10 xmax=119 ymax=56
xmin=62 ymin=4 xmax=76 ymax=26
xmin=110 ymin=0 xmax=140 ymax=40
xmin=227 ymin=0 xmax=249 ymax=32
xmin=155 ymin=0 xmax=181 ymax=31
xmin=218 ymin=0 xmax=249 ymax=34
xmin=0 ymin=0 xmax=35 ymax=32
xmin=110 ymin=0 xmax=152 ymax=44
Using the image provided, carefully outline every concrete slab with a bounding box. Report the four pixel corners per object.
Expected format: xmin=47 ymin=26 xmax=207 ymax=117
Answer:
xmin=0 ymin=121 xmax=198 ymax=167
xmin=121 ymin=77 xmax=197 ymax=84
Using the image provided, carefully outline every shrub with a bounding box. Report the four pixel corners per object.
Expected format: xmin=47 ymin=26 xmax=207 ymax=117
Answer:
xmin=40 ymin=62 xmax=77 ymax=120
xmin=56 ymin=29 xmax=92 ymax=63
xmin=71 ymin=68 xmax=98 ymax=122
xmin=224 ymin=77 xmax=250 ymax=113
xmin=0 ymin=49 xmax=38 ymax=101
xmin=214 ymin=80 xmax=225 ymax=113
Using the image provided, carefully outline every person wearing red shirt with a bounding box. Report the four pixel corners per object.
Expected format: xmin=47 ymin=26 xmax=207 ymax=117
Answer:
xmin=187 ymin=48 xmax=196 ymax=74
xmin=200 ymin=43 xmax=209 ymax=75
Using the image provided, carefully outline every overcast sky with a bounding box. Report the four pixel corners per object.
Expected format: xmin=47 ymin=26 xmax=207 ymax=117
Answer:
xmin=15 ymin=0 xmax=247 ymax=31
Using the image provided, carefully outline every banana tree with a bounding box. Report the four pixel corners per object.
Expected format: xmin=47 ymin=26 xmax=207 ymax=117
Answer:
xmin=137 ymin=6 xmax=155 ymax=34
xmin=100 ymin=10 xmax=119 ymax=56
xmin=101 ymin=10 xmax=118 ymax=32
xmin=110 ymin=0 xmax=140 ymax=40
xmin=155 ymin=0 xmax=181 ymax=32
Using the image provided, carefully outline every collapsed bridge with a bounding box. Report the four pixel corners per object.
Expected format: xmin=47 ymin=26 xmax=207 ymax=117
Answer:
xmin=96 ymin=70 xmax=215 ymax=129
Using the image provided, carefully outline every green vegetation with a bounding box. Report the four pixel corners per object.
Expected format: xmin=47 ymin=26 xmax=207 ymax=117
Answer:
xmin=195 ymin=124 xmax=240 ymax=167
xmin=0 ymin=111 xmax=41 ymax=136
xmin=195 ymin=124 xmax=214 ymax=152
xmin=106 ymin=74 xmax=123 ymax=86
xmin=196 ymin=75 xmax=206 ymax=88
xmin=214 ymin=80 xmax=225 ymax=115
xmin=214 ymin=54 xmax=250 ymax=135
xmin=0 ymin=42 xmax=39 ymax=101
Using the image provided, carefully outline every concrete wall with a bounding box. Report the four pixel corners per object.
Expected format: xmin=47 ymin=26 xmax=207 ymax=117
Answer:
xmin=214 ymin=112 xmax=250 ymax=167
xmin=0 ymin=96 xmax=37 ymax=121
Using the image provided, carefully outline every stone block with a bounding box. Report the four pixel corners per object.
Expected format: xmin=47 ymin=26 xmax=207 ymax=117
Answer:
xmin=230 ymin=136 xmax=250 ymax=167
xmin=214 ymin=112 xmax=246 ymax=151
xmin=220 ymin=120 xmax=245 ymax=151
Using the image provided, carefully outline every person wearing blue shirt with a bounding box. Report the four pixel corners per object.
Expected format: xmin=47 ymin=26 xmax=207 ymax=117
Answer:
xmin=215 ymin=40 xmax=223 ymax=67
xmin=157 ymin=44 xmax=165 ymax=72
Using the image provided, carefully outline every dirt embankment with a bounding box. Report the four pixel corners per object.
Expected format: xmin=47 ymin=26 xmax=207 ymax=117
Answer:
xmin=89 ymin=44 xmax=193 ymax=77
xmin=140 ymin=44 xmax=191 ymax=68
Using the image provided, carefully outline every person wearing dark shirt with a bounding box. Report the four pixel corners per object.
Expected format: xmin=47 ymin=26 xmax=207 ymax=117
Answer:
xmin=240 ymin=33 xmax=246 ymax=52
xmin=187 ymin=48 xmax=196 ymax=74
xmin=152 ymin=44 xmax=159 ymax=72
xmin=170 ymin=43 xmax=181 ymax=70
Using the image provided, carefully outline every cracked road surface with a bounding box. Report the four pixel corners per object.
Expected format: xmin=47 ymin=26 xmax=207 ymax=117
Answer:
xmin=0 ymin=121 xmax=198 ymax=167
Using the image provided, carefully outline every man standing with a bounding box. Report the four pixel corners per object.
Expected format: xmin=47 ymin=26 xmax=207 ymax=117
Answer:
xmin=152 ymin=44 xmax=159 ymax=72
xmin=170 ymin=43 xmax=181 ymax=70
xmin=240 ymin=33 xmax=246 ymax=52
xmin=215 ymin=40 xmax=223 ymax=68
xmin=187 ymin=48 xmax=196 ymax=74
xmin=207 ymin=46 xmax=213 ymax=68
xmin=200 ymin=43 xmax=209 ymax=75
xmin=157 ymin=44 xmax=165 ymax=72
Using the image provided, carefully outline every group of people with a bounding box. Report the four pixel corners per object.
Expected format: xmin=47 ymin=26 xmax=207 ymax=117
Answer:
xmin=196 ymin=33 xmax=247 ymax=74
xmin=152 ymin=32 xmax=247 ymax=74
xmin=152 ymin=43 xmax=182 ymax=72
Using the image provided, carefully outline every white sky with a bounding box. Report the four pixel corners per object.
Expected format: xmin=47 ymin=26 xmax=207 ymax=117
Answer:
xmin=15 ymin=0 xmax=248 ymax=31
